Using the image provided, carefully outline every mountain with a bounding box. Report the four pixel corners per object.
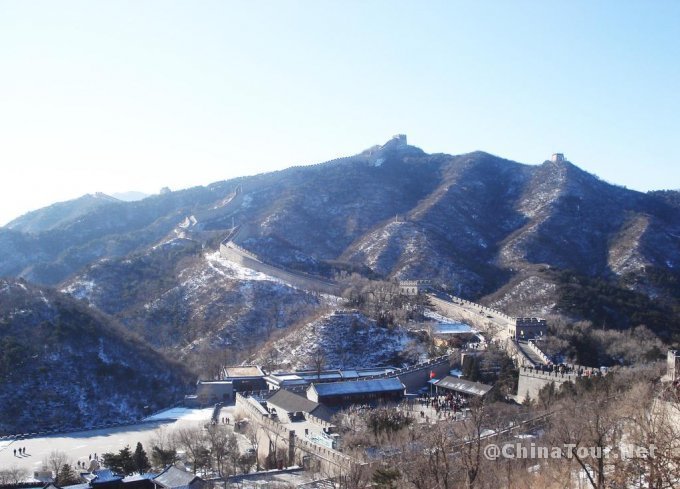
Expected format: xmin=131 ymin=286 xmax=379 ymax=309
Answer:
xmin=0 ymin=278 xmax=194 ymax=435
xmin=0 ymin=185 xmax=235 ymax=284
xmin=62 ymin=242 xmax=328 ymax=366
xmin=111 ymin=191 xmax=151 ymax=202
xmin=2 ymin=136 xmax=680 ymax=342
xmin=6 ymin=192 xmax=120 ymax=233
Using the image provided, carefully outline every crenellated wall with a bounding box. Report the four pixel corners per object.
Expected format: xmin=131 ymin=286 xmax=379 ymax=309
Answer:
xmin=235 ymin=393 xmax=361 ymax=477
xmin=516 ymin=367 xmax=577 ymax=401
xmin=219 ymin=240 xmax=342 ymax=295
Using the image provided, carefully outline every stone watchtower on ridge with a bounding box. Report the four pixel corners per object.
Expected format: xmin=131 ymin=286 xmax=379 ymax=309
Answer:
xmin=551 ymin=153 xmax=565 ymax=163
xmin=392 ymin=134 xmax=407 ymax=147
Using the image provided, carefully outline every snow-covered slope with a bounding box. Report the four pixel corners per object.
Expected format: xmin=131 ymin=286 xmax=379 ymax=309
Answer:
xmin=63 ymin=243 xmax=331 ymax=361
xmin=0 ymin=278 xmax=193 ymax=435
xmin=254 ymin=310 xmax=426 ymax=370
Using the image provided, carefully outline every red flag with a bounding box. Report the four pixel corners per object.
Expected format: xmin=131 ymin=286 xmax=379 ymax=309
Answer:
xmin=430 ymin=370 xmax=436 ymax=379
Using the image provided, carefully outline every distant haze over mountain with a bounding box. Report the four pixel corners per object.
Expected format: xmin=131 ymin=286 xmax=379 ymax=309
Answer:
xmin=111 ymin=191 xmax=151 ymax=202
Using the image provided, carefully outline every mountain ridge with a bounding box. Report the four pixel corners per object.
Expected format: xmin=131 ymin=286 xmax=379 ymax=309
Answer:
xmin=1 ymin=138 xmax=679 ymax=344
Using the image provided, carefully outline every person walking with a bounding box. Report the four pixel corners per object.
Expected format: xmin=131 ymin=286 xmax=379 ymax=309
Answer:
xmin=13 ymin=449 xmax=16 ymax=457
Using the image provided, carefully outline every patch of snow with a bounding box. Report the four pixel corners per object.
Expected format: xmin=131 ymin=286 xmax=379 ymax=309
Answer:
xmin=144 ymin=407 xmax=214 ymax=422
xmin=63 ymin=280 xmax=96 ymax=301
xmin=178 ymin=215 xmax=198 ymax=228
xmin=152 ymin=236 xmax=195 ymax=250
xmin=98 ymin=338 xmax=112 ymax=364
xmin=205 ymin=251 xmax=283 ymax=283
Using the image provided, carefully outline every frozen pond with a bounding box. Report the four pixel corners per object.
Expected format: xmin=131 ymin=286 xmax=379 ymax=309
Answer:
xmin=143 ymin=407 xmax=214 ymax=422
xmin=424 ymin=310 xmax=475 ymax=334
xmin=0 ymin=406 xmax=243 ymax=477
xmin=433 ymin=322 xmax=474 ymax=334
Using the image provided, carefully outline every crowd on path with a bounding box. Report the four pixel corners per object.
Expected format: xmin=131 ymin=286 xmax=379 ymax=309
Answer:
xmin=416 ymin=392 xmax=471 ymax=422
xmin=528 ymin=363 xmax=606 ymax=377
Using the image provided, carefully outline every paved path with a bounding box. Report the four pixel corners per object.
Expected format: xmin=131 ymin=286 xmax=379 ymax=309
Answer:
xmin=516 ymin=340 xmax=548 ymax=366
xmin=427 ymin=294 xmax=513 ymax=343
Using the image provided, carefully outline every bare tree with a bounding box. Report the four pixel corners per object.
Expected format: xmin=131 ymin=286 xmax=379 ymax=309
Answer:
xmin=0 ymin=467 xmax=28 ymax=486
xmin=149 ymin=425 xmax=178 ymax=470
xmin=43 ymin=450 xmax=71 ymax=484
xmin=312 ymin=346 xmax=325 ymax=380
xmin=245 ymin=423 xmax=261 ymax=471
xmin=204 ymin=423 xmax=230 ymax=476
xmin=224 ymin=432 xmax=241 ymax=476
xmin=173 ymin=425 xmax=208 ymax=474
xmin=614 ymin=380 xmax=680 ymax=488
xmin=545 ymin=378 xmax=623 ymax=489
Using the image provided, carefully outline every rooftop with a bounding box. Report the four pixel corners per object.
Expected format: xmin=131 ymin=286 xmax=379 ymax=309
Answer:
xmin=435 ymin=376 xmax=493 ymax=397
xmin=223 ymin=365 xmax=265 ymax=378
xmin=266 ymin=389 xmax=335 ymax=422
xmin=268 ymin=389 xmax=319 ymax=414
xmin=265 ymin=367 xmax=397 ymax=385
xmin=310 ymin=378 xmax=405 ymax=397
xmin=154 ymin=466 xmax=201 ymax=489
xmin=91 ymin=469 xmax=123 ymax=484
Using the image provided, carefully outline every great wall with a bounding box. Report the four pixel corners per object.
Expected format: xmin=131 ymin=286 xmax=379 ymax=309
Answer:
xmin=219 ymin=227 xmax=343 ymax=296
xmin=217 ymin=223 xmax=579 ymax=403
xmin=426 ymin=294 xmax=548 ymax=368
xmin=235 ymin=393 xmax=365 ymax=477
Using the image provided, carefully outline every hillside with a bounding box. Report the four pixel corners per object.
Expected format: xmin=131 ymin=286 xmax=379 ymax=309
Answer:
xmin=0 ymin=279 xmax=194 ymax=435
xmin=62 ymin=241 xmax=330 ymax=369
xmin=6 ymin=193 xmax=120 ymax=233
xmin=253 ymin=310 xmax=426 ymax=371
xmin=2 ymin=136 xmax=680 ymax=341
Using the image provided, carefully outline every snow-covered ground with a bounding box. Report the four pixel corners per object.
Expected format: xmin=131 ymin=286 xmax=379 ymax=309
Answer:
xmin=143 ymin=407 xmax=214 ymax=422
xmin=257 ymin=310 xmax=425 ymax=370
xmin=434 ymin=323 xmax=474 ymax=334
xmin=206 ymin=251 xmax=283 ymax=283
xmin=424 ymin=310 xmax=476 ymax=334
xmin=0 ymin=406 xmax=240 ymax=475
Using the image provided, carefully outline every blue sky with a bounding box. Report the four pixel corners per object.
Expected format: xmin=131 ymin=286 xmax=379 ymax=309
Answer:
xmin=1 ymin=1 xmax=679 ymax=225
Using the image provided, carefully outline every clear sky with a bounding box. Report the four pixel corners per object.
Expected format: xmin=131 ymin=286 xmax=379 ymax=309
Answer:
xmin=1 ymin=1 xmax=679 ymax=225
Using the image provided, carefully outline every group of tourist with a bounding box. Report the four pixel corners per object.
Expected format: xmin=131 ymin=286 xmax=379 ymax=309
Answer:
xmin=418 ymin=392 xmax=469 ymax=419
xmin=12 ymin=447 xmax=27 ymax=457
xmin=529 ymin=363 xmax=605 ymax=377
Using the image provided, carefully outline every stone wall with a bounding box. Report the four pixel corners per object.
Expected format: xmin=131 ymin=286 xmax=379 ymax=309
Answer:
xmin=527 ymin=340 xmax=552 ymax=364
xmin=506 ymin=340 xmax=535 ymax=368
xmin=235 ymin=394 xmax=359 ymax=477
xmin=516 ymin=367 xmax=577 ymax=401
xmin=427 ymin=294 xmax=514 ymax=334
xmin=392 ymin=357 xmax=451 ymax=391
xmin=219 ymin=241 xmax=342 ymax=295
xmin=426 ymin=295 xmax=538 ymax=367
